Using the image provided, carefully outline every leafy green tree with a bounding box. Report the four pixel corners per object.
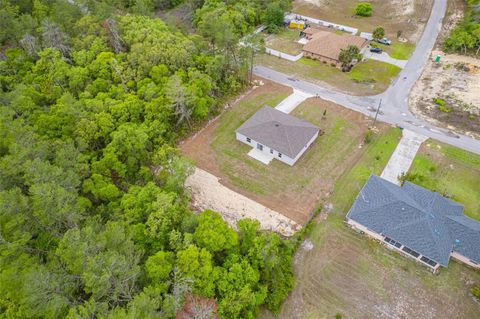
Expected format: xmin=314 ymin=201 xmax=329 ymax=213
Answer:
xmin=338 ymin=45 xmax=362 ymax=70
xmin=193 ymin=210 xmax=238 ymax=254
xmin=176 ymin=245 xmax=217 ymax=297
xmin=355 ymin=2 xmax=373 ymax=17
xmin=263 ymin=2 xmax=284 ymax=33
xmin=373 ymin=26 xmax=385 ymax=40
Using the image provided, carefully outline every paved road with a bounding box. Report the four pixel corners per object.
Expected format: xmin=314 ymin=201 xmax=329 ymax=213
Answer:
xmin=254 ymin=0 xmax=480 ymax=155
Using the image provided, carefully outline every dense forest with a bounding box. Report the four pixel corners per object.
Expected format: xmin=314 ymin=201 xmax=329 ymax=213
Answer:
xmin=444 ymin=0 xmax=480 ymax=54
xmin=0 ymin=0 xmax=299 ymax=318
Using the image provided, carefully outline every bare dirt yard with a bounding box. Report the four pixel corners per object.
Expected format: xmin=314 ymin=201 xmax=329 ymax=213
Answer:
xmin=259 ymin=128 xmax=480 ymax=319
xmin=293 ymin=0 xmax=433 ymax=43
xmin=185 ymin=167 xmax=300 ymax=236
xmin=181 ymin=79 xmax=394 ymax=225
xmin=410 ymin=51 xmax=480 ymax=139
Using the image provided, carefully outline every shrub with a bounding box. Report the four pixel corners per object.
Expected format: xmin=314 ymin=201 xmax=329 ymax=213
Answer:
xmin=472 ymin=285 xmax=480 ymax=299
xmin=364 ymin=130 xmax=374 ymax=144
xmin=355 ymin=3 xmax=373 ymax=17
xmin=433 ymin=97 xmax=452 ymax=113
xmin=399 ymin=172 xmax=425 ymax=184
xmin=330 ymin=63 xmax=336 ymax=67
xmin=433 ymin=97 xmax=446 ymax=107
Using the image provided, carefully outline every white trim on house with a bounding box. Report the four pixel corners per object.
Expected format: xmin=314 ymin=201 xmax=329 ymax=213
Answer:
xmin=236 ymin=131 xmax=318 ymax=166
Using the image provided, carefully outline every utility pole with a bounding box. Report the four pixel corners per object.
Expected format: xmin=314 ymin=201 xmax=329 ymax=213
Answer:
xmin=250 ymin=47 xmax=254 ymax=83
xmin=372 ymin=98 xmax=382 ymax=127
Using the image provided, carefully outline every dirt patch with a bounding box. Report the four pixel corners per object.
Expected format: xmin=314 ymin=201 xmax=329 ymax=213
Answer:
xmin=185 ymin=168 xmax=300 ymax=237
xmin=410 ymin=51 xmax=480 ymax=139
xmin=181 ymin=79 xmax=389 ymax=225
xmin=293 ymin=0 xmax=433 ymax=42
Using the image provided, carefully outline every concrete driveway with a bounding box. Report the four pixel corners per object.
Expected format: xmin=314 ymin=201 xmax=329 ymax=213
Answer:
xmin=363 ymin=50 xmax=408 ymax=68
xmin=381 ymin=130 xmax=428 ymax=185
xmin=275 ymin=89 xmax=313 ymax=113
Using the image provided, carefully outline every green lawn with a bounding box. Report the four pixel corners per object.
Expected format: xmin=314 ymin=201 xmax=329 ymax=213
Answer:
xmin=265 ymin=28 xmax=303 ymax=55
xmin=348 ymin=59 xmax=402 ymax=85
xmin=256 ymin=54 xmax=401 ymax=95
xmin=407 ymin=140 xmax=480 ymax=221
xmin=259 ymin=129 xmax=480 ymax=319
xmin=381 ymin=41 xmax=416 ymax=60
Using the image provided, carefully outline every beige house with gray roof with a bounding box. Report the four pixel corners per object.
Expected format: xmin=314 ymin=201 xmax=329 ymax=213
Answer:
xmin=236 ymin=107 xmax=320 ymax=166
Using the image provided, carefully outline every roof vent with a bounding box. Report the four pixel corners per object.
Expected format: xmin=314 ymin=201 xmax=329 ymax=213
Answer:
xmin=275 ymin=123 xmax=280 ymax=127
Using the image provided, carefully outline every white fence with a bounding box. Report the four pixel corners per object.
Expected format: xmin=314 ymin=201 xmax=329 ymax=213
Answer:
xmin=285 ymin=13 xmax=358 ymax=35
xmin=265 ymin=48 xmax=304 ymax=61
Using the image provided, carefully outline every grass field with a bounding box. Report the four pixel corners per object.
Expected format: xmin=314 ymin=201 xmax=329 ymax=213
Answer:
xmin=256 ymin=54 xmax=401 ymax=95
xmin=406 ymin=140 xmax=480 ymax=221
xmin=259 ymin=130 xmax=480 ymax=319
xmin=381 ymin=41 xmax=416 ymax=60
xmin=265 ymin=28 xmax=303 ymax=55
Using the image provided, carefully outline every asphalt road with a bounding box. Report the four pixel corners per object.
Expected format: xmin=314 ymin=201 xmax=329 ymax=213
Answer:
xmin=254 ymin=0 xmax=480 ymax=155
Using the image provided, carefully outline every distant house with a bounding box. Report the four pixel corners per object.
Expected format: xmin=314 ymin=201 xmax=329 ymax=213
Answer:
xmin=302 ymin=29 xmax=368 ymax=68
xmin=236 ymin=107 xmax=320 ymax=166
xmin=347 ymin=175 xmax=480 ymax=272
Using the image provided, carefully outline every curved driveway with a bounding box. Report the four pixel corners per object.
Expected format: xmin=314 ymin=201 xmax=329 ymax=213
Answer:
xmin=254 ymin=0 xmax=480 ymax=155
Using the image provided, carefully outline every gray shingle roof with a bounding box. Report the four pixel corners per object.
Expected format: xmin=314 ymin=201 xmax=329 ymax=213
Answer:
xmin=236 ymin=107 xmax=319 ymax=158
xmin=347 ymin=175 xmax=480 ymax=267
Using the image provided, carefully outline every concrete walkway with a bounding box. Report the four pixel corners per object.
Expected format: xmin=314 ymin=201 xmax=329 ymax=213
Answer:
xmin=363 ymin=50 xmax=408 ymax=69
xmin=248 ymin=148 xmax=274 ymax=164
xmin=265 ymin=47 xmax=304 ymax=62
xmin=381 ymin=130 xmax=428 ymax=185
xmin=185 ymin=168 xmax=300 ymax=236
xmin=275 ymin=89 xmax=313 ymax=113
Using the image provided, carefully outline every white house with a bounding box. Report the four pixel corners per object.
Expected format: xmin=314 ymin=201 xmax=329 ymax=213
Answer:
xmin=236 ymin=107 xmax=320 ymax=166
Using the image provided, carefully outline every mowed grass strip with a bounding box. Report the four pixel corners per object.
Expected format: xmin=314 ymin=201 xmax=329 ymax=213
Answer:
xmin=260 ymin=129 xmax=480 ymax=319
xmin=407 ymin=141 xmax=480 ymax=221
xmin=256 ymin=54 xmax=401 ymax=95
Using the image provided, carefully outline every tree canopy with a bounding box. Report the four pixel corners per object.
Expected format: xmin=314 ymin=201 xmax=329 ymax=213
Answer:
xmin=0 ymin=0 xmax=298 ymax=318
xmin=444 ymin=0 xmax=480 ymax=55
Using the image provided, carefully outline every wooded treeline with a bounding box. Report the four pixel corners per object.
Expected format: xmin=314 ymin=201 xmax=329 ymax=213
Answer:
xmin=0 ymin=1 xmax=299 ymax=318
xmin=444 ymin=0 xmax=480 ymax=54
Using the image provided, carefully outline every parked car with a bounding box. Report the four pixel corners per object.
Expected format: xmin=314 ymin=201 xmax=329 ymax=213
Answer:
xmin=376 ymin=38 xmax=392 ymax=45
xmin=370 ymin=47 xmax=383 ymax=53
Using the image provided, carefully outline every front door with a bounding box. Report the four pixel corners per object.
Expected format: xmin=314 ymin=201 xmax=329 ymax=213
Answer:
xmin=257 ymin=143 xmax=263 ymax=151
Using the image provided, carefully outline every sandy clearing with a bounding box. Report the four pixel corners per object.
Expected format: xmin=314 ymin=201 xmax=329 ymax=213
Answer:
xmin=185 ymin=168 xmax=301 ymax=237
xmin=410 ymin=51 xmax=480 ymax=139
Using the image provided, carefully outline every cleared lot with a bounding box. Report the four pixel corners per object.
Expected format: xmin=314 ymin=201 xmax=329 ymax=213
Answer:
xmin=259 ymin=130 xmax=480 ymax=319
xmin=181 ymin=79 xmax=397 ymax=224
